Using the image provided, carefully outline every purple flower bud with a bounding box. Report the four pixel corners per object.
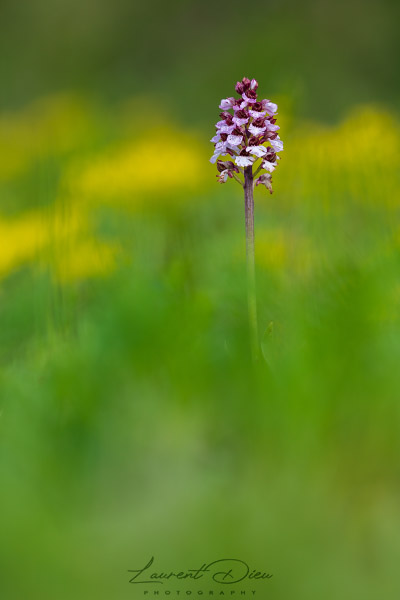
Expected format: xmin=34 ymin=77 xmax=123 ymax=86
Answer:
xmin=250 ymin=79 xmax=258 ymax=90
xmin=241 ymin=77 xmax=251 ymax=91
xmin=235 ymin=81 xmax=245 ymax=95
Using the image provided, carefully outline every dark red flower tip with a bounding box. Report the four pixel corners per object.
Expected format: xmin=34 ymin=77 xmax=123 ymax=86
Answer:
xmin=232 ymin=126 xmax=243 ymax=136
xmin=248 ymin=136 xmax=260 ymax=146
xmin=220 ymin=133 xmax=228 ymax=141
xmin=253 ymin=117 xmax=266 ymax=127
xmin=265 ymin=147 xmax=277 ymax=162
xmin=217 ymin=159 xmax=240 ymax=173
xmin=241 ymin=77 xmax=251 ymax=91
xmin=245 ymin=89 xmax=257 ymax=100
xmin=216 ymin=160 xmax=226 ymax=173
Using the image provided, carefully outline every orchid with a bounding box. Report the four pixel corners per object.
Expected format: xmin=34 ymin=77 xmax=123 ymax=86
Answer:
xmin=210 ymin=77 xmax=283 ymax=193
xmin=210 ymin=77 xmax=283 ymax=359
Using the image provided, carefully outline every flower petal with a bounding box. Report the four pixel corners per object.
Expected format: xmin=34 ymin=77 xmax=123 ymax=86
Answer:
xmin=218 ymin=123 xmax=236 ymax=134
xmin=263 ymin=101 xmax=278 ymax=115
xmin=214 ymin=141 xmax=240 ymax=155
xmin=227 ymin=134 xmax=243 ymax=146
xmin=248 ymin=123 xmax=267 ymax=136
xmin=235 ymin=155 xmax=254 ymax=167
xmin=241 ymin=93 xmax=257 ymax=104
xmin=264 ymin=122 xmax=280 ymax=132
xmin=271 ymin=136 xmax=284 ymax=152
xmin=262 ymin=160 xmax=277 ymax=172
xmin=219 ymin=97 xmax=235 ymax=110
xmin=247 ymin=145 xmax=267 ymax=157
xmin=249 ymin=109 xmax=267 ymax=119
xmin=233 ymin=116 xmax=249 ymax=126
xmin=255 ymin=173 xmax=273 ymax=193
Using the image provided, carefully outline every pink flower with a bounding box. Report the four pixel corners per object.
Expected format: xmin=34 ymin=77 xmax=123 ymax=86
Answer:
xmin=219 ymin=97 xmax=236 ymax=110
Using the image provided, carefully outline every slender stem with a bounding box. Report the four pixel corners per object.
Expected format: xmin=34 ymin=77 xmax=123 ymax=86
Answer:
xmin=253 ymin=162 xmax=263 ymax=179
xmin=244 ymin=166 xmax=259 ymax=360
xmin=232 ymin=172 xmax=244 ymax=187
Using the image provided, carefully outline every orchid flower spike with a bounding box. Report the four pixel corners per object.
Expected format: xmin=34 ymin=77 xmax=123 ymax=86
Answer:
xmin=210 ymin=78 xmax=283 ymax=360
xmin=210 ymin=77 xmax=283 ymax=193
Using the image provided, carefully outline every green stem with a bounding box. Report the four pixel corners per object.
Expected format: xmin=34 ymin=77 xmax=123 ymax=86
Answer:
xmin=244 ymin=165 xmax=259 ymax=360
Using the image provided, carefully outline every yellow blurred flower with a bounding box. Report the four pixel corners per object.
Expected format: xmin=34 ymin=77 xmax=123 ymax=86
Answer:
xmin=0 ymin=205 xmax=117 ymax=283
xmin=255 ymin=227 xmax=314 ymax=276
xmin=277 ymin=105 xmax=400 ymax=208
xmin=53 ymin=238 xmax=119 ymax=283
xmin=0 ymin=93 xmax=93 ymax=181
xmin=0 ymin=213 xmax=48 ymax=276
xmin=68 ymin=126 xmax=208 ymax=209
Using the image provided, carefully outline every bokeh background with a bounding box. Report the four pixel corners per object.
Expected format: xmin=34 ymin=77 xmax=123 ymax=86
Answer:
xmin=1 ymin=1 xmax=400 ymax=599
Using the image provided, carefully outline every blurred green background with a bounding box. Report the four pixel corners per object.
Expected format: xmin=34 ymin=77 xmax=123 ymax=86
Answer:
xmin=1 ymin=1 xmax=400 ymax=599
